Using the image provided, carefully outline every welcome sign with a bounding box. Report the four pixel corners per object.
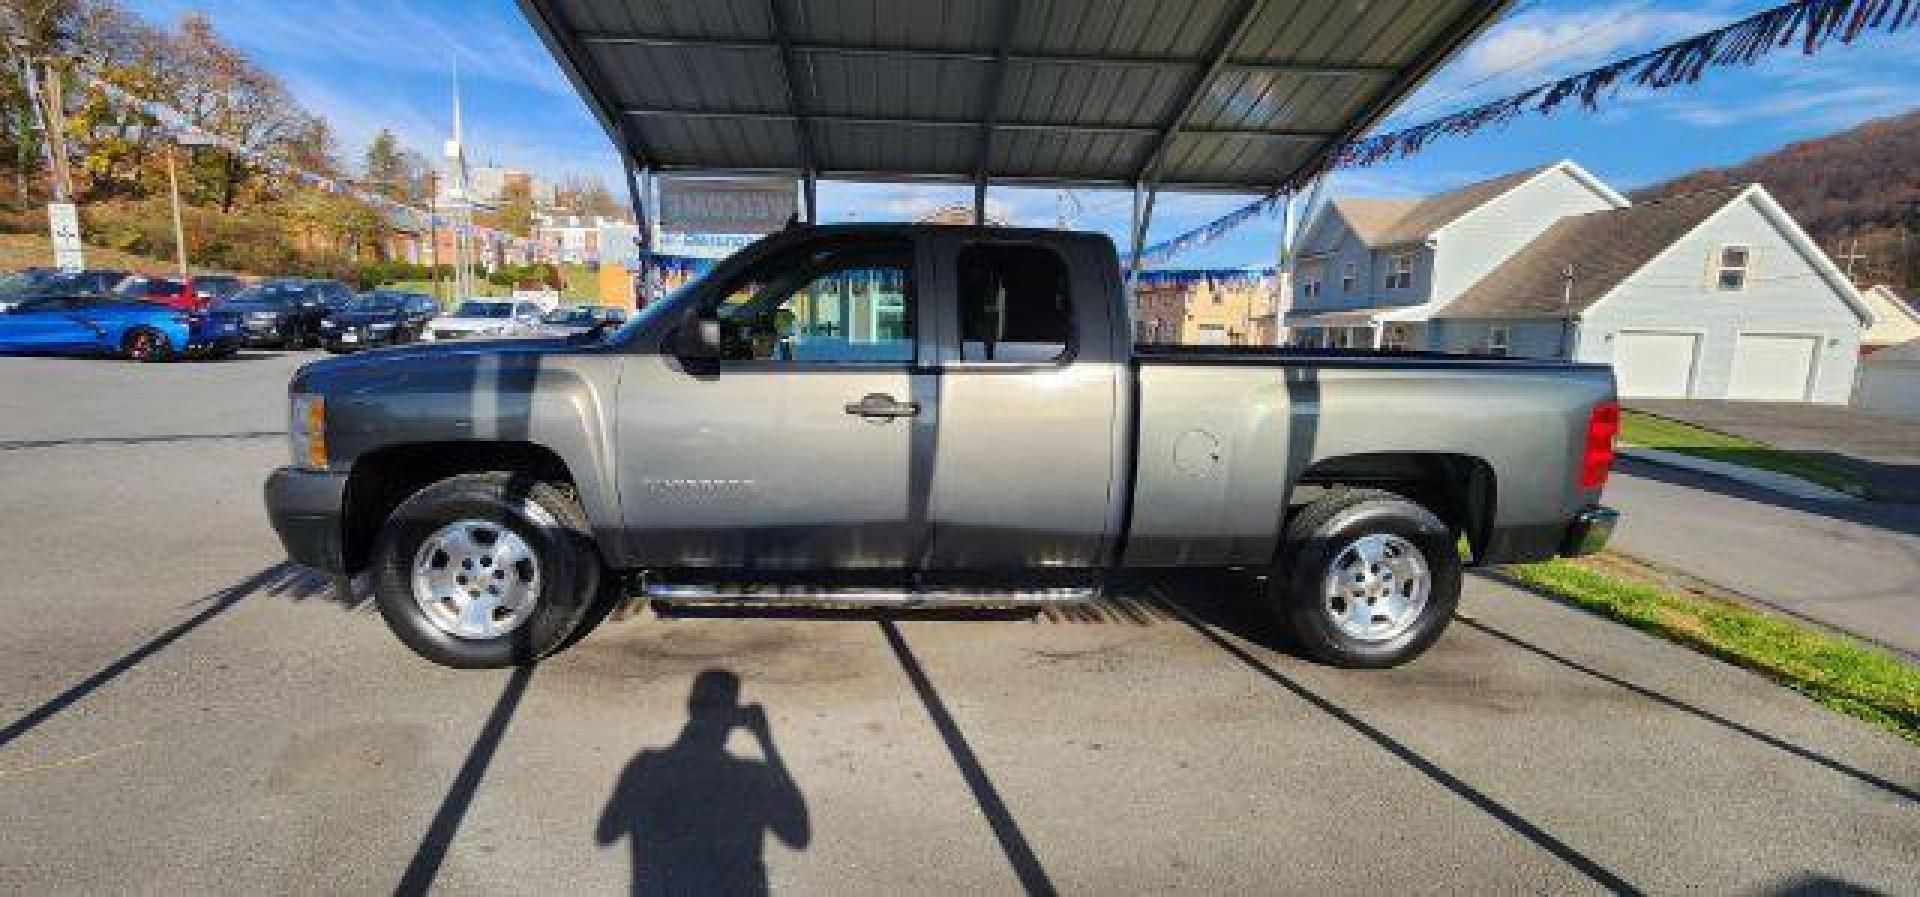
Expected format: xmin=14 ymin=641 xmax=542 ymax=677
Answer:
xmin=658 ymin=176 xmax=797 ymax=234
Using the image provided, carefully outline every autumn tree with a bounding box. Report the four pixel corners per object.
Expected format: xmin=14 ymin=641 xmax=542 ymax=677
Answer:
xmin=478 ymin=176 xmax=534 ymax=236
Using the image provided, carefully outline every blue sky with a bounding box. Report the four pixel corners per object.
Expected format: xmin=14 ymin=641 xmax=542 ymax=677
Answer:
xmin=131 ymin=0 xmax=1919 ymax=269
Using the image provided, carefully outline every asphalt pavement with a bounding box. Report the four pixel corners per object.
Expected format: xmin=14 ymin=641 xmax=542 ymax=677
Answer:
xmin=1 ymin=352 xmax=1916 ymax=894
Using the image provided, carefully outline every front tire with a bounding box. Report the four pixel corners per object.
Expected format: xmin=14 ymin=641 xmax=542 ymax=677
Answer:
xmin=1268 ymin=489 xmax=1461 ymax=668
xmin=372 ymin=472 xmax=609 ymax=668
xmin=122 ymin=327 xmax=172 ymax=363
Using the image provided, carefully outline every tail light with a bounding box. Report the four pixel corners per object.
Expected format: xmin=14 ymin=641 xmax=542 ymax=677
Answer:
xmin=1580 ymin=400 xmax=1620 ymax=490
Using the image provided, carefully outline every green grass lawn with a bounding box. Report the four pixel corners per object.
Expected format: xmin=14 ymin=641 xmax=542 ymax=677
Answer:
xmin=1505 ymin=556 xmax=1920 ymax=744
xmin=1619 ymin=409 xmax=1872 ymax=497
xmin=380 ymin=265 xmax=601 ymax=305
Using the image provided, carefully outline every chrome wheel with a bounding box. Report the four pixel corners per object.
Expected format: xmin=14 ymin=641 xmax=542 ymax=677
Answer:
xmin=410 ymin=519 xmax=541 ymax=639
xmin=1321 ymin=533 xmax=1431 ymax=642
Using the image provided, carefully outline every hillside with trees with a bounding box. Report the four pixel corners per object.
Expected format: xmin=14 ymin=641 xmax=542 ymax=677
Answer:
xmin=0 ymin=0 xmax=623 ymax=285
xmin=1631 ymin=109 xmax=1920 ymax=295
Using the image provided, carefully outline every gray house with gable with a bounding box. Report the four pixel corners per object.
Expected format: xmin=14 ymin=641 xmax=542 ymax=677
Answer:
xmin=1289 ymin=160 xmax=1872 ymax=403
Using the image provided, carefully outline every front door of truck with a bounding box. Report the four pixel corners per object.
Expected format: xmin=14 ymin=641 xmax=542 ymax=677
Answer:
xmin=617 ymin=236 xmax=933 ymax=571
xmin=918 ymin=235 xmax=1123 ymax=570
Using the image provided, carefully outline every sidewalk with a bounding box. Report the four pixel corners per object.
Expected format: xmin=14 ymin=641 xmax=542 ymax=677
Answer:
xmin=1628 ymin=400 xmax=1920 ymax=502
xmin=1620 ymin=446 xmax=1859 ymax=502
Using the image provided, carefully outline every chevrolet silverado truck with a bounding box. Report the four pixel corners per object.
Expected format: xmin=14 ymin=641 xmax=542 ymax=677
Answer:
xmin=265 ymin=224 xmax=1619 ymax=670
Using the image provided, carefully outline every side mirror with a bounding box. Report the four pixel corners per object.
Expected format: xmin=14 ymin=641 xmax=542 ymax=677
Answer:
xmin=673 ymin=304 xmax=721 ymax=363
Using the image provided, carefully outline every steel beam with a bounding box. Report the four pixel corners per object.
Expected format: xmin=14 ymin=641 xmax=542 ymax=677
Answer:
xmin=620 ymin=107 xmax=1331 ymax=141
xmin=764 ymin=0 xmax=818 ymax=194
xmin=1134 ymin=0 xmax=1269 ymax=188
xmin=576 ymin=32 xmax=1397 ymax=78
xmin=974 ymin=0 xmax=1022 ymax=226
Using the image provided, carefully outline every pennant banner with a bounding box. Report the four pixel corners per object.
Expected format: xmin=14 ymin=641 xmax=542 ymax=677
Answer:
xmin=1330 ymin=0 xmax=1920 ymax=175
xmin=1143 ymin=0 xmax=1919 ymax=266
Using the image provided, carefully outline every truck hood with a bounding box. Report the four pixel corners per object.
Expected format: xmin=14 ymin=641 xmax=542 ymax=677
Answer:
xmin=290 ymin=336 xmax=585 ymax=394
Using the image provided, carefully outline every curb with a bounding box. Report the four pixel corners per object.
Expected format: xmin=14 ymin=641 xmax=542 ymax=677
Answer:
xmin=1618 ymin=446 xmax=1861 ymax=503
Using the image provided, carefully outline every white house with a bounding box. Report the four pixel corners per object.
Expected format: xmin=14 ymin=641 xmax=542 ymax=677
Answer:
xmin=1289 ymin=160 xmax=1874 ymax=403
xmin=1860 ymin=284 xmax=1920 ymax=352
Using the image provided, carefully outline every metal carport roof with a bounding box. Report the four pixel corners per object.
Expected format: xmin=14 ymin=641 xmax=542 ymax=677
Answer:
xmin=519 ymin=0 xmax=1510 ymax=203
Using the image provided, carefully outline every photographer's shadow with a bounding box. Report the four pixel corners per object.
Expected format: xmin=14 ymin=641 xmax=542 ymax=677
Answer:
xmin=597 ymin=670 xmax=809 ymax=896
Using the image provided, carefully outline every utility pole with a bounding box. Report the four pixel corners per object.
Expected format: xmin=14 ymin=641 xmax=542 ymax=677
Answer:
xmin=165 ymin=143 xmax=187 ymax=277
xmin=17 ymin=46 xmax=84 ymax=271
xmin=425 ymin=170 xmax=443 ymax=302
xmin=1560 ymin=263 xmax=1577 ymax=360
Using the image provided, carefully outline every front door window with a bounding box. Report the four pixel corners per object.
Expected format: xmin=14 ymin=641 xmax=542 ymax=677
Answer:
xmin=716 ymin=242 xmax=915 ymax=364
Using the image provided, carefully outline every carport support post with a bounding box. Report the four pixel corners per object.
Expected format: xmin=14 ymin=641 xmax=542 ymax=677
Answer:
xmin=1126 ymin=182 xmax=1157 ymax=287
xmin=803 ymin=173 xmax=818 ymax=224
xmin=622 ymin=156 xmax=653 ymax=307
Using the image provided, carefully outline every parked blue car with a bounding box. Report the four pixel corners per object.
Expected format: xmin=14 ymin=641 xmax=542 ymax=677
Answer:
xmin=0 ymin=295 xmax=241 ymax=361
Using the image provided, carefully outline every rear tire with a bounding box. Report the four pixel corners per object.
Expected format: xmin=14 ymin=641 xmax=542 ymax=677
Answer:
xmin=121 ymin=326 xmax=172 ymax=363
xmin=1267 ymin=489 xmax=1460 ymax=668
xmin=371 ymin=472 xmax=608 ymax=668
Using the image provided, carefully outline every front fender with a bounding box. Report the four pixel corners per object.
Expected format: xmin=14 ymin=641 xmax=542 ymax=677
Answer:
xmin=314 ymin=347 xmax=623 ymax=549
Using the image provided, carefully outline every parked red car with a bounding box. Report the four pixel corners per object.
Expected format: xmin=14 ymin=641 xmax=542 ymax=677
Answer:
xmin=114 ymin=274 xmax=246 ymax=310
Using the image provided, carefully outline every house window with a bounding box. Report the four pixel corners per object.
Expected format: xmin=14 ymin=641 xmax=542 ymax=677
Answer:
xmin=1300 ymin=263 xmax=1324 ymax=300
xmin=1382 ymin=325 xmax=1408 ymax=351
xmin=1487 ymin=325 xmax=1511 ymax=357
xmin=1341 ymin=262 xmax=1357 ymax=293
xmin=1715 ymin=245 xmax=1750 ymax=291
xmin=1385 ymin=253 xmax=1414 ymax=290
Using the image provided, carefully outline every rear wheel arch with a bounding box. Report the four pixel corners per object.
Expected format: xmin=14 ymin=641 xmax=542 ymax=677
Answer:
xmin=1289 ymin=452 xmax=1497 ymax=565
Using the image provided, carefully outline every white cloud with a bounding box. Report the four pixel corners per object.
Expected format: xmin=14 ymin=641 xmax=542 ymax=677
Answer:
xmin=1387 ymin=1 xmax=1750 ymax=125
xmin=134 ymin=0 xmax=573 ymax=97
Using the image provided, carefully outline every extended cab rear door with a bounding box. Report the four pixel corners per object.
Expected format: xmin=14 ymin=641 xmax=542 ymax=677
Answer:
xmin=916 ymin=232 xmax=1127 ymax=570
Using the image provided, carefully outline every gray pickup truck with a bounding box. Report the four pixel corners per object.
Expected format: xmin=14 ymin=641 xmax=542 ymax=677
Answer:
xmin=266 ymin=224 xmax=1619 ymax=670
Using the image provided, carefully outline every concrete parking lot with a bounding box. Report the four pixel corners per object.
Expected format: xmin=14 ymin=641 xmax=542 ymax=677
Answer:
xmin=1 ymin=352 xmax=1916 ymax=894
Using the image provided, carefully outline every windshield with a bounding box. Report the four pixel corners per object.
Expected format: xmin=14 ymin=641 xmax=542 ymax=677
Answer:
xmin=0 ymin=269 xmax=60 ymax=299
xmin=543 ymin=307 xmax=598 ymax=325
xmin=347 ymin=294 xmax=405 ymax=312
xmin=219 ymin=283 xmax=305 ymax=308
xmin=601 ymin=285 xmax=694 ymax=344
xmin=452 ymin=301 xmax=513 ymax=318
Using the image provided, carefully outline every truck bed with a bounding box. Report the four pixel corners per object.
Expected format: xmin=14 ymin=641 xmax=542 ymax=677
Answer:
xmin=1121 ymin=347 xmax=1615 ymax=568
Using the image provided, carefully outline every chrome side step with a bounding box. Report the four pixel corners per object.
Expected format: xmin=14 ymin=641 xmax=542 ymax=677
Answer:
xmin=644 ymin=582 xmax=1100 ymax=608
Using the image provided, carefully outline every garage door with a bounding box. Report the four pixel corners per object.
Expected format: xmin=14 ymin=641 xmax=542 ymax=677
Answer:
xmin=1613 ymin=331 xmax=1698 ymax=398
xmin=1728 ymin=334 xmax=1817 ymax=402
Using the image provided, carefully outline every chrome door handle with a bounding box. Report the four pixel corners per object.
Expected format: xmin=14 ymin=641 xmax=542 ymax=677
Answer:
xmin=844 ymin=393 xmax=920 ymax=418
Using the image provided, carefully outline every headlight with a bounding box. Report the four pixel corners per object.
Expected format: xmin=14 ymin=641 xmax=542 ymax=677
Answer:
xmin=248 ymin=311 xmax=278 ymax=322
xmin=289 ymin=394 xmax=328 ymax=469
xmin=320 ymin=320 xmax=337 ymax=329
xmin=369 ymin=322 xmax=394 ymax=331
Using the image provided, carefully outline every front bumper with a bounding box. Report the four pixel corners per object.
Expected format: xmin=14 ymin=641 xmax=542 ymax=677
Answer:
xmin=320 ymin=331 xmax=387 ymax=351
xmin=265 ymin=466 xmax=351 ymax=574
xmin=1560 ymin=505 xmax=1619 ymax=558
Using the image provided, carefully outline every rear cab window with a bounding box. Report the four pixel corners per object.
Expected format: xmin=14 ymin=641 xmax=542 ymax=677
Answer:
xmin=955 ymin=243 xmax=1073 ymax=364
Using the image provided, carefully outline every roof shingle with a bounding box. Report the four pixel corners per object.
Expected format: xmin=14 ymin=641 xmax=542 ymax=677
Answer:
xmin=1329 ymin=164 xmax=1553 ymax=247
xmin=1433 ymin=186 xmax=1745 ymax=319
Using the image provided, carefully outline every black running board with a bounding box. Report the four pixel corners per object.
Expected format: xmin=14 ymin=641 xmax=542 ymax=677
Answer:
xmin=643 ymin=582 xmax=1101 ymax=608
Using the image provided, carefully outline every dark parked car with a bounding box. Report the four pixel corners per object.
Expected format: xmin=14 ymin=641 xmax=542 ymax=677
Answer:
xmin=0 ymin=268 xmax=130 ymax=310
xmin=320 ymin=290 xmax=440 ymax=353
xmin=114 ymin=273 xmax=246 ymax=310
xmin=215 ymin=278 xmax=354 ymax=348
xmin=536 ymin=304 xmax=627 ymax=337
